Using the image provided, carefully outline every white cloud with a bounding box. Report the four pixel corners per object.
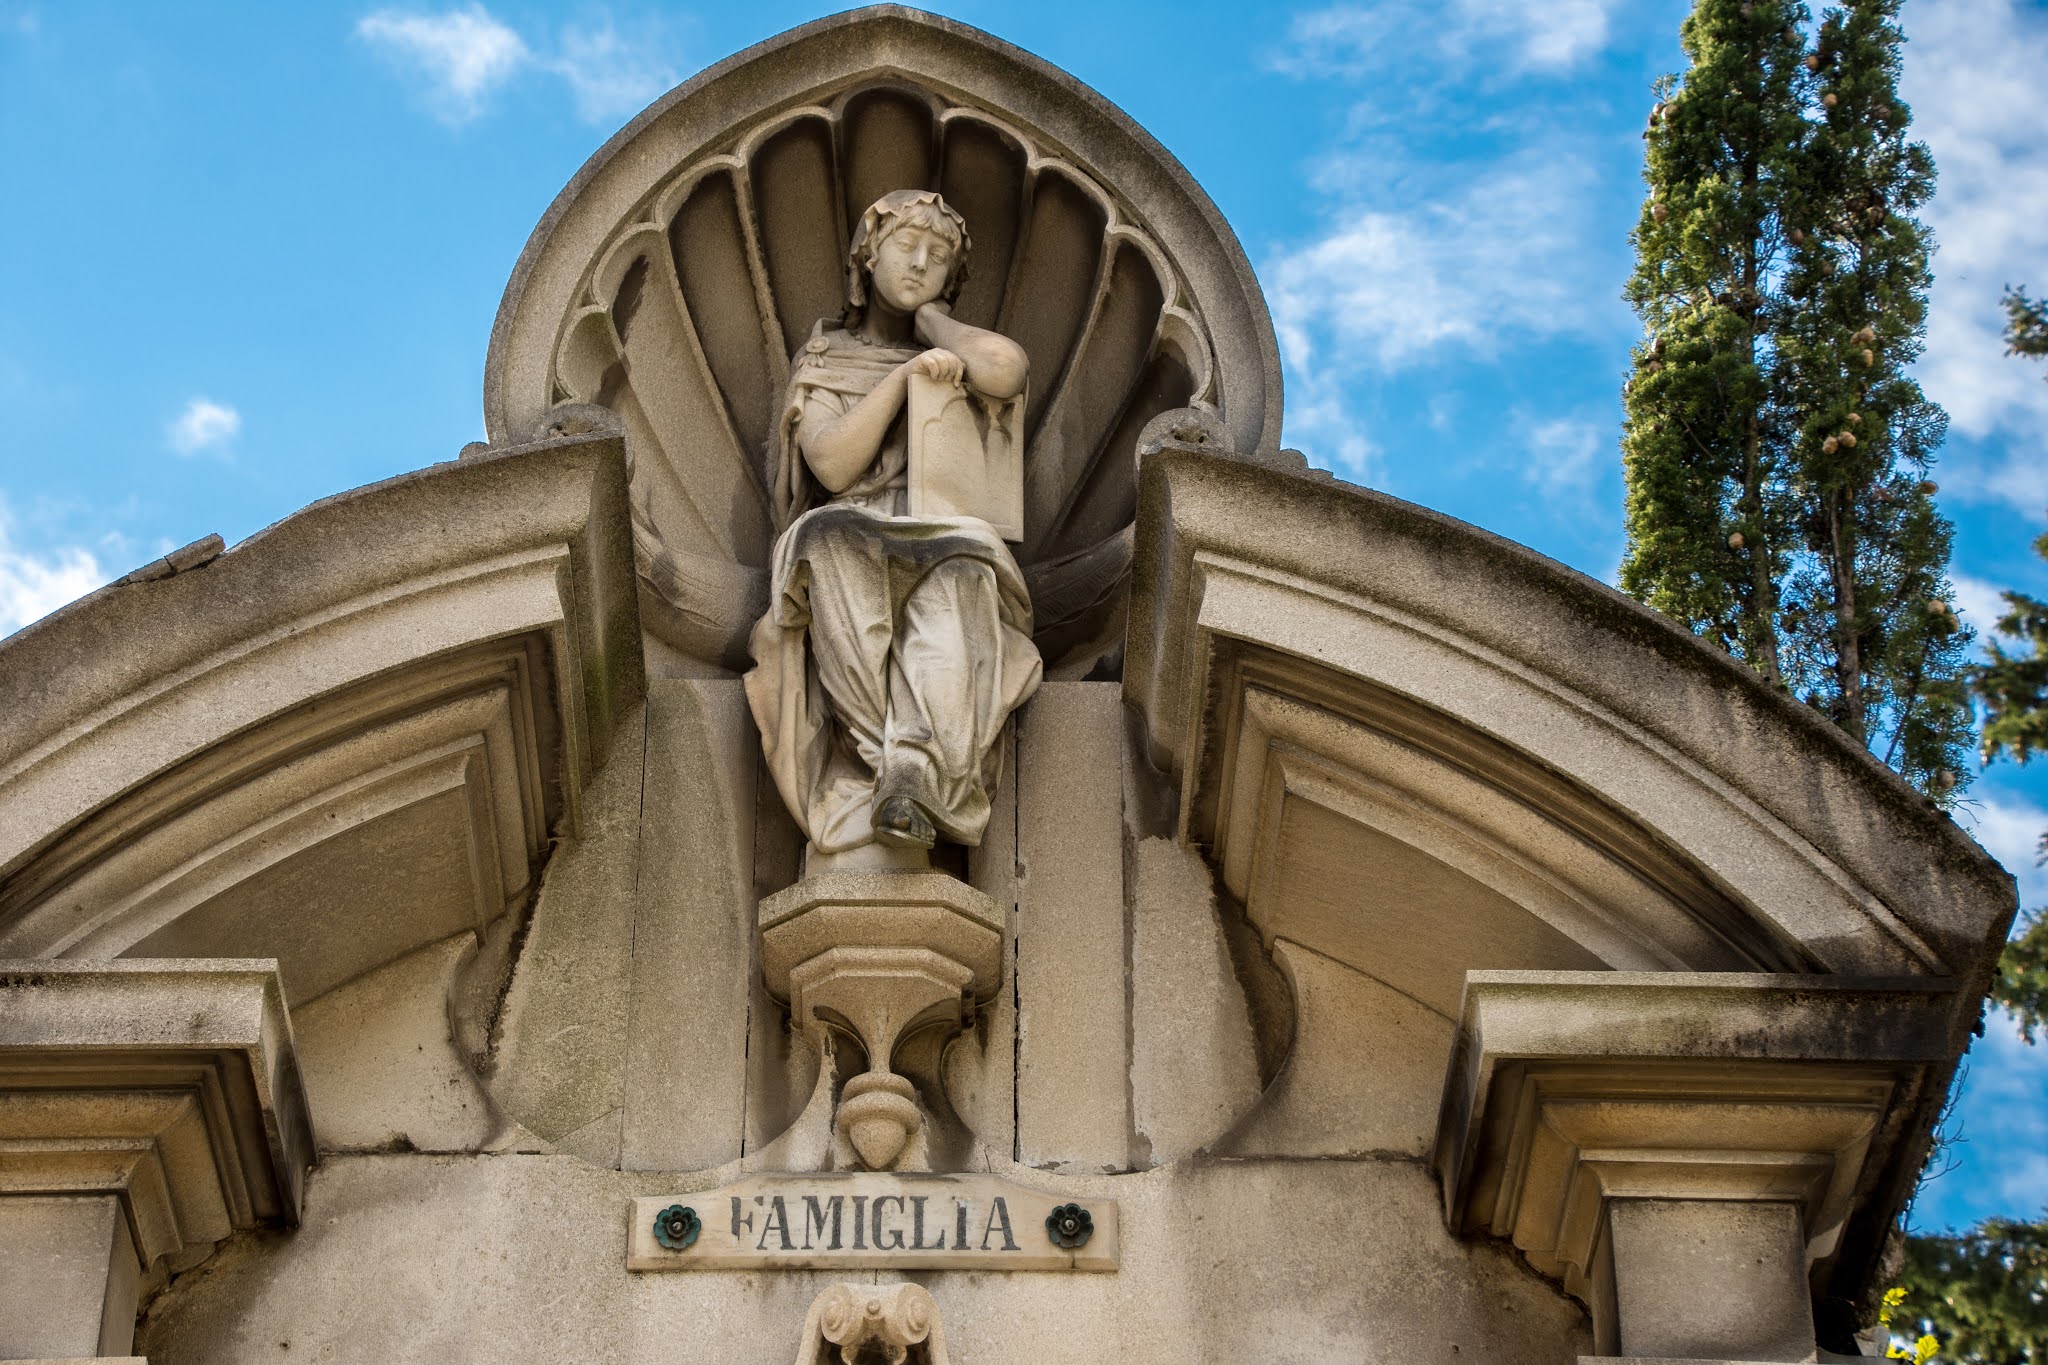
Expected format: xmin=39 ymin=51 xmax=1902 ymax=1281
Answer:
xmin=1264 ymin=0 xmax=1634 ymax=486
xmin=549 ymin=22 xmax=678 ymax=124
xmin=1279 ymin=377 xmax=1382 ymax=484
xmin=1524 ymin=416 xmax=1606 ymax=498
xmin=167 ymin=398 xmax=240 ymax=455
xmin=1454 ymin=0 xmax=1617 ymax=70
xmin=357 ymin=6 xmax=680 ymax=126
xmin=0 ymin=501 xmax=102 ymax=636
xmin=1901 ymin=0 xmax=2048 ymax=509
xmin=1950 ymin=572 xmax=2021 ymax=645
xmin=1268 ymin=148 xmax=1607 ymax=376
xmin=357 ymin=5 xmax=531 ymax=124
xmin=1958 ymin=793 xmax=2048 ymax=908
xmin=1928 ymin=1009 xmax=2048 ymax=1225
xmin=1277 ymin=0 xmax=1625 ymax=77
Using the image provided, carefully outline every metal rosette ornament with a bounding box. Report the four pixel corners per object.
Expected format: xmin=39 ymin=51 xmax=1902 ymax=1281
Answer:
xmin=1045 ymin=1202 xmax=1093 ymax=1249
xmin=653 ymin=1203 xmax=701 ymax=1251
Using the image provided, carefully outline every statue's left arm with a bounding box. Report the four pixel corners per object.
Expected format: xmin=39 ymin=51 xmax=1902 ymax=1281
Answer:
xmin=914 ymin=304 xmax=1027 ymax=400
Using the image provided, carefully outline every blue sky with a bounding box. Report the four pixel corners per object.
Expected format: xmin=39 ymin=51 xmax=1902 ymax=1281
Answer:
xmin=1 ymin=0 xmax=2044 ymax=1232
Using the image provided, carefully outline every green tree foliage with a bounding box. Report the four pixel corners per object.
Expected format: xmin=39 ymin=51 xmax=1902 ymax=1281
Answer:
xmin=1994 ymin=899 xmax=2048 ymax=1043
xmin=1890 ymin=253 xmax=2048 ymax=1365
xmin=1973 ymin=286 xmax=2048 ymax=1041
xmin=1622 ymin=0 xmax=1972 ymax=798
xmin=2007 ymin=288 xmax=2048 ymax=361
xmin=1980 ymin=566 xmax=2048 ymax=769
xmin=1897 ymin=1219 xmax=2048 ymax=1362
xmin=1974 ymin=541 xmax=2048 ymax=1048
xmin=1621 ymin=0 xmax=1804 ymax=680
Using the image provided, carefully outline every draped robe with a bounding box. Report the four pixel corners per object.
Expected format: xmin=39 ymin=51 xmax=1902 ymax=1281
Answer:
xmin=744 ymin=324 xmax=1042 ymax=853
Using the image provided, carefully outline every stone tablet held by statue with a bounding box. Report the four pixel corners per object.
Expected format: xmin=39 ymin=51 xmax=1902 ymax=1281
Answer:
xmin=906 ymin=371 xmax=1024 ymax=542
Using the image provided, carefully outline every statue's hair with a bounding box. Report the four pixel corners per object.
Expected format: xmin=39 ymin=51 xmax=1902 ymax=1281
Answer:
xmin=846 ymin=189 xmax=970 ymax=312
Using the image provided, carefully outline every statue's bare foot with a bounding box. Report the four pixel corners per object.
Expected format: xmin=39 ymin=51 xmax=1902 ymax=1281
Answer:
xmin=873 ymin=796 xmax=937 ymax=850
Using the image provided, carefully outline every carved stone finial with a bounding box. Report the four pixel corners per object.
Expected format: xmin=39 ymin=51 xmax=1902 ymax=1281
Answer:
xmin=794 ymin=1283 xmax=951 ymax=1365
xmin=1135 ymin=404 xmax=1229 ymax=459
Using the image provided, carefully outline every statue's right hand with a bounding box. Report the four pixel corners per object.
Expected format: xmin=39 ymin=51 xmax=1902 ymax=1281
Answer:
xmin=906 ymin=348 xmax=965 ymax=386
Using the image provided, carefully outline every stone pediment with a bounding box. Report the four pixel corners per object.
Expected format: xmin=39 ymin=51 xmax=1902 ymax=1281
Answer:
xmin=485 ymin=6 xmax=1282 ymax=674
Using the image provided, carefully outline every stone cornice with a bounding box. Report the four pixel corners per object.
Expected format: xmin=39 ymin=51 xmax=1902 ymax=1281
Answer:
xmin=1434 ymin=971 xmax=1957 ymax=1335
xmin=0 ymin=959 xmax=315 ymax=1276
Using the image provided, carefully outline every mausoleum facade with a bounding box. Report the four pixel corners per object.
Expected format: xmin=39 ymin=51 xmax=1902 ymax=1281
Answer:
xmin=0 ymin=9 xmax=2017 ymax=1363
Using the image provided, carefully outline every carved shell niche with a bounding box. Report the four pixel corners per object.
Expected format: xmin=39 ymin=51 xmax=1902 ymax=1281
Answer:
xmin=547 ymin=82 xmax=1219 ymax=675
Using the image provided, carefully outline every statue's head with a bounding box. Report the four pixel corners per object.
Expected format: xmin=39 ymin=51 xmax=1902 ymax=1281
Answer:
xmin=847 ymin=189 xmax=970 ymax=317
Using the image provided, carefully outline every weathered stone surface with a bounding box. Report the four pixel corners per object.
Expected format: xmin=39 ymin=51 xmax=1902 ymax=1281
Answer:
xmin=1124 ymin=446 xmax=2016 ymax=1313
xmin=743 ymin=194 xmax=1042 ymax=858
xmin=907 ymin=368 xmax=1024 ymax=539
xmin=1219 ymin=938 xmax=1447 ymax=1160
xmin=295 ymin=933 xmax=500 ymax=1154
xmin=794 ymin=1282 xmax=952 ymax=1365
xmin=1128 ymin=445 xmax=2011 ymax=971
xmin=1608 ymin=1200 xmax=1815 ymax=1362
xmin=0 ymin=8 xmax=2023 ymax=1361
xmin=489 ymin=701 xmax=648 ymax=1153
xmin=756 ymin=872 xmax=1003 ymax=1172
xmin=0 ymin=961 xmax=314 ymax=1356
xmin=1127 ymin=836 xmax=1260 ymax=1164
xmin=620 ymin=680 xmax=756 ymax=1172
xmin=0 ymin=435 xmax=640 ymax=890
xmin=945 ymin=725 xmax=1018 ymax=1163
xmin=0 ymin=1196 xmax=137 ymax=1359
xmin=0 ymin=436 xmax=643 ymax=1027
xmin=0 ymin=959 xmax=314 ymax=1240
xmin=1015 ymin=682 xmax=1130 ymax=1174
xmin=758 ymin=873 xmax=1003 ymax=999
xmin=134 ymin=1151 xmax=1588 ymax=1364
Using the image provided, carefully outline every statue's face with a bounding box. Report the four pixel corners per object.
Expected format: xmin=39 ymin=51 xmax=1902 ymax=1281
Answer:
xmin=868 ymin=221 xmax=957 ymax=313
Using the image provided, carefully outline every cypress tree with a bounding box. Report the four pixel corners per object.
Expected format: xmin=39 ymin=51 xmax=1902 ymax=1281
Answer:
xmin=1621 ymin=0 xmax=1972 ymax=798
xmin=1621 ymin=0 xmax=1807 ymax=683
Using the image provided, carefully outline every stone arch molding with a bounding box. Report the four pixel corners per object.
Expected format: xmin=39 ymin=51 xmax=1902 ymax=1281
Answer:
xmin=486 ymin=6 xmax=1282 ymax=673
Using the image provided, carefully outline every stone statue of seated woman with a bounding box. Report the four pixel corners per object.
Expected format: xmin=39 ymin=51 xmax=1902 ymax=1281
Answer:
xmin=745 ymin=189 xmax=1043 ymax=864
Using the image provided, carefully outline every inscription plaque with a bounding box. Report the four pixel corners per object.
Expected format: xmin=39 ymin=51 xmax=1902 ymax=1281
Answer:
xmin=627 ymin=1174 xmax=1117 ymax=1272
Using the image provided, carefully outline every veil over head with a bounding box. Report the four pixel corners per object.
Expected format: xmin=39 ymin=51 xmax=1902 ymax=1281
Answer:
xmin=845 ymin=189 xmax=972 ymax=311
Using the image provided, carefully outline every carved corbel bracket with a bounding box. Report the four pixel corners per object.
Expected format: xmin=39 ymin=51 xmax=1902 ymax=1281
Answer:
xmin=0 ymin=959 xmax=315 ymax=1359
xmin=759 ymin=873 xmax=1003 ymax=1172
xmin=1435 ymin=971 xmax=1955 ymax=1362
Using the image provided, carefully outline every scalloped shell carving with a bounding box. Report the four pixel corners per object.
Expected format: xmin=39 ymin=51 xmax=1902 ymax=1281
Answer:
xmin=488 ymin=12 xmax=1281 ymax=673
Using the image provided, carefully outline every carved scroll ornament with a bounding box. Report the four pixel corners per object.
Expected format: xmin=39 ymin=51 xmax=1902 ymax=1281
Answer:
xmin=794 ymin=1283 xmax=951 ymax=1365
